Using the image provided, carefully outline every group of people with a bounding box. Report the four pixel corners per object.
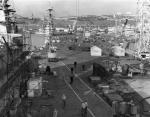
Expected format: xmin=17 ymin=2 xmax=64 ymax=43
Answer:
xmin=69 ymin=61 xmax=77 ymax=85
xmin=45 ymin=61 xmax=89 ymax=117
xmin=61 ymin=61 xmax=89 ymax=117
xmin=61 ymin=93 xmax=88 ymax=117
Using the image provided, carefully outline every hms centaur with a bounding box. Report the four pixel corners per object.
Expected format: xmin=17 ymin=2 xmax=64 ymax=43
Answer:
xmin=1 ymin=0 xmax=150 ymax=117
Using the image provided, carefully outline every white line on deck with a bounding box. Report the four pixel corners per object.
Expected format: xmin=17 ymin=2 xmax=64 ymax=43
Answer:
xmin=64 ymin=77 xmax=95 ymax=117
xmin=61 ymin=62 xmax=112 ymax=109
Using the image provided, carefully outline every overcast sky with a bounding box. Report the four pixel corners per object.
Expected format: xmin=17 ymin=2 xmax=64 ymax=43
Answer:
xmin=11 ymin=0 xmax=137 ymax=18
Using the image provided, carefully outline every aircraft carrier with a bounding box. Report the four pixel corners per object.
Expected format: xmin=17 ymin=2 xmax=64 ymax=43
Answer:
xmin=1 ymin=0 xmax=150 ymax=117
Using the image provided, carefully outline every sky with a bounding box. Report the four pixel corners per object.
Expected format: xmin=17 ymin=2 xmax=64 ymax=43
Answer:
xmin=11 ymin=0 xmax=137 ymax=18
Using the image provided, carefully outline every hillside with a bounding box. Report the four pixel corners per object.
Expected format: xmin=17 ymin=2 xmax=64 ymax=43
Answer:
xmin=15 ymin=14 xmax=136 ymax=29
xmin=55 ymin=15 xmax=136 ymax=28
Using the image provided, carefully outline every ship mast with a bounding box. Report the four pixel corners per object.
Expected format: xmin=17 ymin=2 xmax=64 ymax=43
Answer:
xmin=48 ymin=8 xmax=54 ymax=47
xmin=47 ymin=7 xmax=57 ymax=62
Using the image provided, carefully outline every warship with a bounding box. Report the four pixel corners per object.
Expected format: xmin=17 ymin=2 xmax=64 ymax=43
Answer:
xmin=1 ymin=0 xmax=150 ymax=117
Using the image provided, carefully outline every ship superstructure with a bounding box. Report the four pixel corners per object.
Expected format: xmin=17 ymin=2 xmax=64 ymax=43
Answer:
xmin=46 ymin=8 xmax=58 ymax=62
xmin=0 ymin=0 xmax=33 ymax=116
xmin=1 ymin=0 xmax=150 ymax=117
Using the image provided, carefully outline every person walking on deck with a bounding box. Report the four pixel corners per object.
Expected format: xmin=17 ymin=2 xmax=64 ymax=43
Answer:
xmin=62 ymin=94 xmax=67 ymax=109
xmin=27 ymin=112 xmax=32 ymax=117
xmin=45 ymin=66 xmax=51 ymax=75
xmin=70 ymin=67 xmax=74 ymax=85
xmin=81 ymin=101 xmax=88 ymax=117
xmin=84 ymin=101 xmax=88 ymax=117
xmin=81 ymin=102 xmax=85 ymax=117
xmin=74 ymin=61 xmax=77 ymax=73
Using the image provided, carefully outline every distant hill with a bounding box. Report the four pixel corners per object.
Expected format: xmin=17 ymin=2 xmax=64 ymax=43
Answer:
xmin=54 ymin=15 xmax=114 ymax=28
xmin=15 ymin=14 xmax=42 ymax=24
xmin=14 ymin=14 xmax=136 ymax=29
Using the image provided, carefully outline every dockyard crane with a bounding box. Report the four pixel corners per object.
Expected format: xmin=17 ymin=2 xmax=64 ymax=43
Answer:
xmin=137 ymin=0 xmax=150 ymax=59
xmin=122 ymin=18 xmax=128 ymax=35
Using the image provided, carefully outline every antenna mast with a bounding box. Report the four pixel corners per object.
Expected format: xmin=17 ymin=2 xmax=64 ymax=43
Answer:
xmin=48 ymin=8 xmax=54 ymax=47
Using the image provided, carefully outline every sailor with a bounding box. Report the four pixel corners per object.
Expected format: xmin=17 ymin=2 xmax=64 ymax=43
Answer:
xmin=45 ymin=66 xmax=51 ymax=75
xmin=81 ymin=101 xmax=88 ymax=117
xmin=6 ymin=110 xmax=10 ymax=117
xmin=74 ymin=61 xmax=77 ymax=73
xmin=62 ymin=94 xmax=67 ymax=109
xmin=84 ymin=101 xmax=88 ymax=117
xmin=81 ymin=102 xmax=85 ymax=117
xmin=70 ymin=68 xmax=74 ymax=85
xmin=82 ymin=64 xmax=85 ymax=71
xmin=27 ymin=111 xmax=32 ymax=117
xmin=128 ymin=71 xmax=133 ymax=78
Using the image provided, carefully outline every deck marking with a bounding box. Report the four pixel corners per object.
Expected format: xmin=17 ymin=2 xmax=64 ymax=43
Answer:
xmin=61 ymin=61 xmax=112 ymax=109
